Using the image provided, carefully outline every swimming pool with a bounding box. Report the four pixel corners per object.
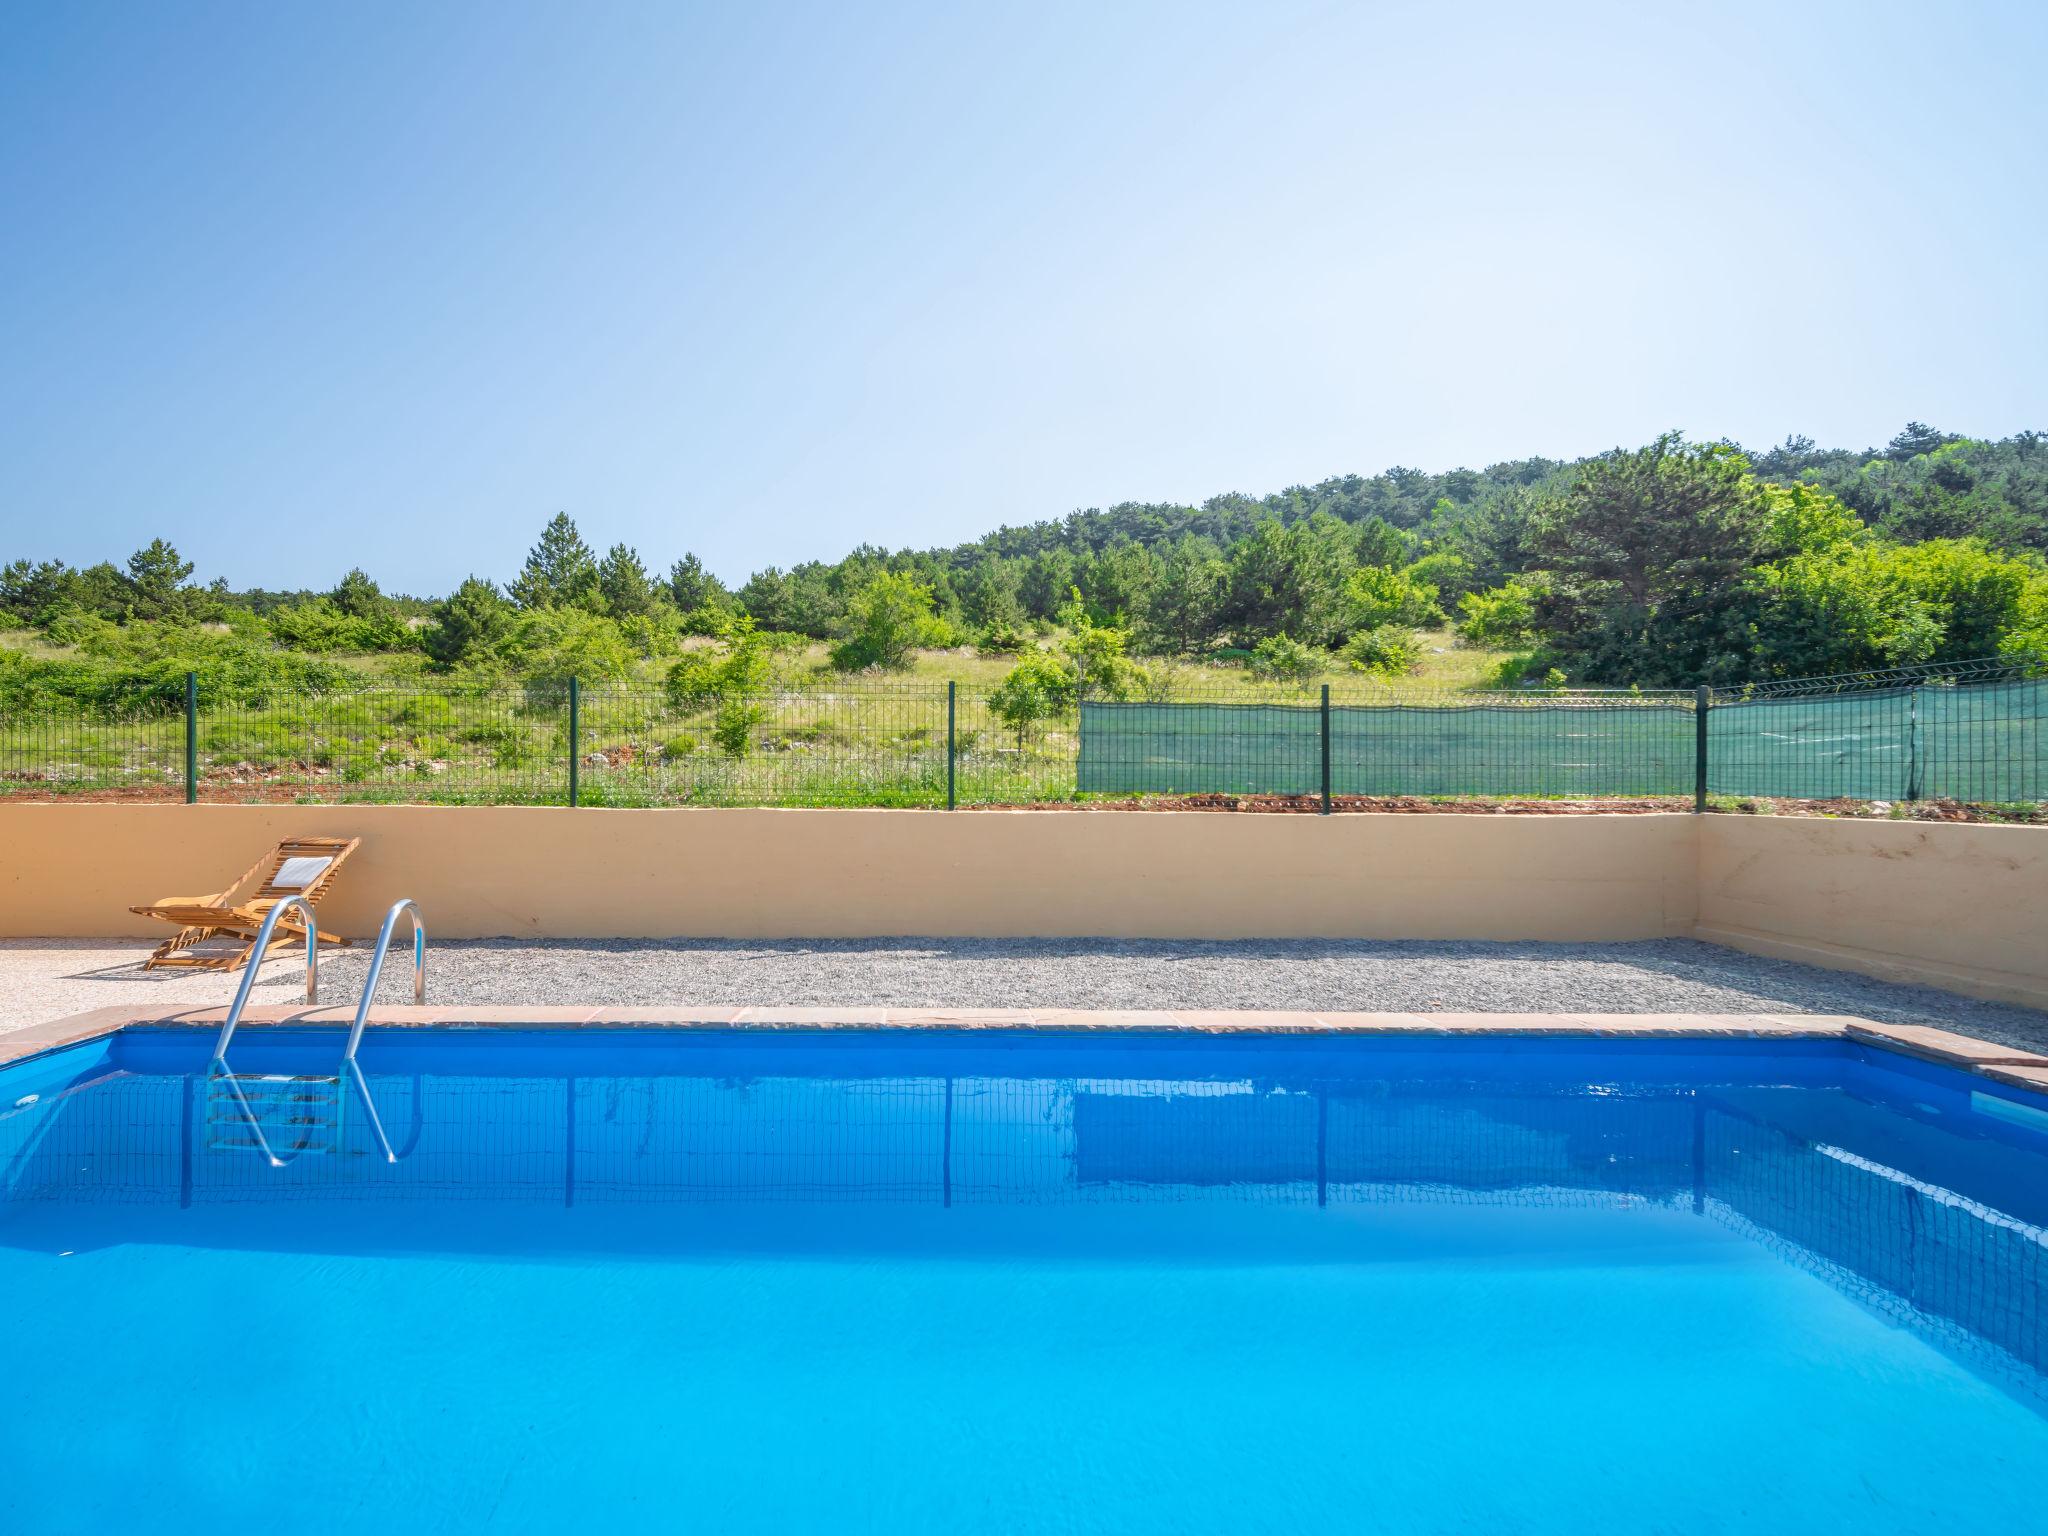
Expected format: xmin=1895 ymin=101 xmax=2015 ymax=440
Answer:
xmin=3 ymin=1026 xmax=2045 ymax=1532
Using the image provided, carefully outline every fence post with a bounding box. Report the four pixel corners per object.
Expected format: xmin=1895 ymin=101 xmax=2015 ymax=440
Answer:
xmin=1319 ymin=683 xmax=1332 ymax=815
xmin=568 ymin=676 xmax=580 ymax=808
xmin=946 ymin=681 xmax=957 ymax=810
xmin=1905 ymin=686 xmax=1921 ymax=802
xmin=1694 ymin=684 xmax=1710 ymax=813
xmin=184 ymin=670 xmax=198 ymax=804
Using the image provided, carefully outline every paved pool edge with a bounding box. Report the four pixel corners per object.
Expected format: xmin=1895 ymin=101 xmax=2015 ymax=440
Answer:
xmin=10 ymin=1006 xmax=2048 ymax=1092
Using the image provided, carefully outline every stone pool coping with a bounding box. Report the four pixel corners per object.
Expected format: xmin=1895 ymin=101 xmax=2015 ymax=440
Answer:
xmin=7 ymin=1004 xmax=2048 ymax=1092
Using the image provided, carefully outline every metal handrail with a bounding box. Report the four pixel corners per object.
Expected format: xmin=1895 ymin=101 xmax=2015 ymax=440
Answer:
xmin=209 ymin=894 xmax=319 ymax=1066
xmin=206 ymin=894 xmax=320 ymax=1167
xmin=344 ymin=899 xmax=426 ymax=1063
xmin=336 ymin=899 xmax=426 ymax=1166
xmin=344 ymin=1056 xmax=399 ymax=1165
xmin=204 ymin=897 xmax=422 ymax=1168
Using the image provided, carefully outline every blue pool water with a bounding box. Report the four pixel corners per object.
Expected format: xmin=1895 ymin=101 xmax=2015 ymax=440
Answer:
xmin=2 ymin=1028 xmax=2046 ymax=1532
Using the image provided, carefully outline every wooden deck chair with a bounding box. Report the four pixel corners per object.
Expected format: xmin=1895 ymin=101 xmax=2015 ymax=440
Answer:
xmin=130 ymin=835 xmax=361 ymax=972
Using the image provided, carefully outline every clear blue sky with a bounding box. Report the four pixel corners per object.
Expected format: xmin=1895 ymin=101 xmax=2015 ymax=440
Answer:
xmin=4 ymin=0 xmax=2045 ymax=596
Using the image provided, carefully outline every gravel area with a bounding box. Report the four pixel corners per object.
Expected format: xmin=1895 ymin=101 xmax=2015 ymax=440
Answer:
xmin=6 ymin=935 xmax=2047 ymax=1054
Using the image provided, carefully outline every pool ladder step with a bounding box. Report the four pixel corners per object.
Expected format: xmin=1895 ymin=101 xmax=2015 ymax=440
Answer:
xmin=204 ymin=1073 xmax=343 ymax=1155
xmin=205 ymin=898 xmax=425 ymax=1166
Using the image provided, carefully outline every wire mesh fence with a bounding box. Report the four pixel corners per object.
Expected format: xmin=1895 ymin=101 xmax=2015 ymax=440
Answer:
xmin=1707 ymin=661 xmax=2048 ymax=804
xmin=1 ymin=656 xmax=2041 ymax=807
xmin=0 ymin=697 xmax=184 ymax=797
xmin=574 ymin=686 xmax=953 ymax=808
xmin=194 ymin=687 xmax=573 ymax=804
xmin=1077 ymin=689 xmax=1700 ymax=799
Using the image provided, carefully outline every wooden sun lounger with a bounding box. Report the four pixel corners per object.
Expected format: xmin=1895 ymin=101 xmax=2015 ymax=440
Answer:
xmin=129 ymin=835 xmax=361 ymax=972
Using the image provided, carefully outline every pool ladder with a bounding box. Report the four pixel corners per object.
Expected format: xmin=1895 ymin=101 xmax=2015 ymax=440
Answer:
xmin=205 ymin=898 xmax=426 ymax=1166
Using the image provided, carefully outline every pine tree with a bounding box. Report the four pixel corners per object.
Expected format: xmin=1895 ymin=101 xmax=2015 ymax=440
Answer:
xmin=666 ymin=553 xmax=729 ymax=612
xmin=1888 ymin=422 xmax=1951 ymax=460
xmin=1219 ymin=515 xmax=1354 ymax=646
xmin=425 ymin=576 xmax=512 ymax=667
xmin=330 ymin=567 xmax=387 ymax=618
xmin=957 ymin=556 xmax=1024 ymax=632
xmin=125 ymin=539 xmax=195 ymax=620
xmin=1137 ymin=539 xmax=1225 ymax=654
xmin=1531 ymin=434 xmax=1774 ymax=684
xmin=596 ymin=543 xmax=659 ymax=618
xmin=510 ymin=513 xmax=600 ymax=610
xmin=1018 ymin=548 xmax=1075 ymax=620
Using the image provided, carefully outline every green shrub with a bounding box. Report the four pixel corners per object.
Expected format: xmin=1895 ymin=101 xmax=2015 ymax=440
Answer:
xmin=989 ymin=651 xmax=1077 ymax=744
xmin=489 ymin=733 xmax=537 ymax=769
xmin=1455 ymin=578 xmax=1542 ymax=648
xmin=1059 ymin=606 xmax=1147 ymax=699
xmin=1345 ymin=566 xmax=1445 ymax=630
xmin=618 ymin=609 xmax=682 ymax=660
xmin=267 ymin=600 xmax=417 ymax=654
xmin=829 ymin=571 xmax=948 ymax=671
xmin=1486 ymin=651 xmax=1548 ymax=688
xmin=1404 ymin=550 xmax=1477 ymax=603
xmin=977 ymin=621 xmax=1032 ymax=655
xmin=1250 ymin=632 xmax=1323 ymax=683
xmin=663 ymin=650 xmax=721 ymax=711
xmin=1341 ymin=625 xmax=1423 ymax=677
xmin=714 ymin=697 xmax=765 ymax=757
xmin=0 ymin=625 xmax=355 ymax=716
xmin=391 ymin=696 xmax=450 ymax=730
xmin=664 ymin=619 xmax=770 ymax=711
xmin=41 ymin=607 xmax=119 ymax=649
xmin=424 ymin=578 xmax=514 ymax=668
xmin=509 ymin=608 xmax=634 ymax=693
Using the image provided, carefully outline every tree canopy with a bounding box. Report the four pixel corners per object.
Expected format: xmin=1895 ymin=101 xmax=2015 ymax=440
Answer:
xmin=6 ymin=425 xmax=2046 ymax=687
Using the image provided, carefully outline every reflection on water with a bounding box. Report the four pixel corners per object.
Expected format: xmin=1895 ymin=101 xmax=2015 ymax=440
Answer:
xmin=3 ymin=1031 xmax=2045 ymax=1392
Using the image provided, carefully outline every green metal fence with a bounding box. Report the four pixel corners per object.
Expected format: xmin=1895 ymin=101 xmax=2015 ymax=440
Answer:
xmin=0 ymin=679 xmax=1067 ymax=808
xmin=1079 ymin=660 xmax=2047 ymax=806
xmin=1078 ymin=693 xmax=1699 ymax=799
xmin=1 ymin=658 xmax=2041 ymax=808
xmin=1707 ymin=674 xmax=2048 ymax=803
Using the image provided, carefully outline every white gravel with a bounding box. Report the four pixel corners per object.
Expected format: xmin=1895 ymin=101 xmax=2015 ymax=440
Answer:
xmin=7 ymin=936 xmax=2047 ymax=1054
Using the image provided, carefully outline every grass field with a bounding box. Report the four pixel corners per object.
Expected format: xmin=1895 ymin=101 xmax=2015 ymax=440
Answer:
xmin=2 ymin=624 xmax=1518 ymax=692
xmin=869 ymin=629 xmax=1520 ymax=695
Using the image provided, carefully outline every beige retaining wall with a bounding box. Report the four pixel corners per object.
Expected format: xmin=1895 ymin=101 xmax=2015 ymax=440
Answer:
xmin=0 ymin=805 xmax=2041 ymax=1006
xmin=1695 ymin=816 xmax=2048 ymax=1010
xmin=0 ymin=805 xmax=1697 ymax=943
